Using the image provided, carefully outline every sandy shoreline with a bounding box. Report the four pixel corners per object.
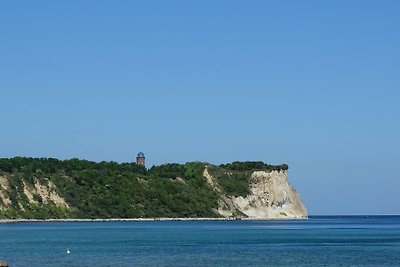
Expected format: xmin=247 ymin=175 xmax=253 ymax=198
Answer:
xmin=0 ymin=217 xmax=306 ymax=224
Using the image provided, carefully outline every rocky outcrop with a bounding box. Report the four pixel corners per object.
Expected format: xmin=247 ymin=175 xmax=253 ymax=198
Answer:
xmin=0 ymin=259 xmax=8 ymax=267
xmin=204 ymin=168 xmax=307 ymax=219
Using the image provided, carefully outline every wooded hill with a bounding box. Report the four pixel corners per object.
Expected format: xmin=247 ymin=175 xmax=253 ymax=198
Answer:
xmin=0 ymin=157 xmax=288 ymax=219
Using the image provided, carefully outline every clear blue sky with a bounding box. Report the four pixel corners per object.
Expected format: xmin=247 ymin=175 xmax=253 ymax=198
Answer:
xmin=1 ymin=1 xmax=399 ymax=215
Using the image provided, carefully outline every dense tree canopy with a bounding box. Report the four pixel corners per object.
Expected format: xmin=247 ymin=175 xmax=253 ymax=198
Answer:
xmin=219 ymin=161 xmax=288 ymax=172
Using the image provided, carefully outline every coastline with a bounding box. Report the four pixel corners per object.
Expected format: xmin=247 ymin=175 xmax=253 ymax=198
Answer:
xmin=0 ymin=217 xmax=307 ymax=224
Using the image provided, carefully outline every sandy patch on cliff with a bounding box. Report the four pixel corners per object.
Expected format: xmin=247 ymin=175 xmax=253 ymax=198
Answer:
xmin=175 ymin=177 xmax=186 ymax=184
xmin=0 ymin=175 xmax=11 ymax=207
xmin=21 ymin=179 xmax=69 ymax=209
xmin=0 ymin=175 xmax=9 ymax=190
xmin=23 ymin=181 xmax=35 ymax=203
xmin=203 ymin=167 xmax=221 ymax=192
xmin=34 ymin=180 xmax=69 ymax=208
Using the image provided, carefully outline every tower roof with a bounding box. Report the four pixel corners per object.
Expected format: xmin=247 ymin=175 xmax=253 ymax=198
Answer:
xmin=137 ymin=152 xmax=145 ymax=158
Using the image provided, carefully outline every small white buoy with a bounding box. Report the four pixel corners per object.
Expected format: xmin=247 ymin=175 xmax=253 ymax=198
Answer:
xmin=67 ymin=249 xmax=71 ymax=254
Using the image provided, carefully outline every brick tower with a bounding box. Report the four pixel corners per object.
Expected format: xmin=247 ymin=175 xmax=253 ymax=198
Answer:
xmin=136 ymin=152 xmax=145 ymax=166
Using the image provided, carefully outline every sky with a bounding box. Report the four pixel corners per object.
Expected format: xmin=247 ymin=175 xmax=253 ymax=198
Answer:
xmin=1 ymin=1 xmax=399 ymax=215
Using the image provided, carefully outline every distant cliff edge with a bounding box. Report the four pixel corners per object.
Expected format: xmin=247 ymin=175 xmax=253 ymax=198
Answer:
xmin=204 ymin=167 xmax=307 ymax=219
xmin=0 ymin=157 xmax=307 ymax=219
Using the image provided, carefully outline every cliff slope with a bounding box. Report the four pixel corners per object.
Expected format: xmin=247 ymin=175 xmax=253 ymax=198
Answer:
xmin=204 ymin=168 xmax=307 ymax=219
xmin=0 ymin=157 xmax=307 ymax=219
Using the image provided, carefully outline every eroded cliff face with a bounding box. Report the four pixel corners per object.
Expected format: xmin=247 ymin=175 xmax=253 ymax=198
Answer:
xmin=0 ymin=176 xmax=11 ymax=208
xmin=204 ymin=168 xmax=307 ymax=219
xmin=0 ymin=162 xmax=307 ymax=219
xmin=0 ymin=175 xmax=69 ymax=212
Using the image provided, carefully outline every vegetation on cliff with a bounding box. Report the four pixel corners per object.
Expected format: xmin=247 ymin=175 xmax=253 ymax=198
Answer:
xmin=219 ymin=161 xmax=288 ymax=172
xmin=0 ymin=157 xmax=289 ymax=219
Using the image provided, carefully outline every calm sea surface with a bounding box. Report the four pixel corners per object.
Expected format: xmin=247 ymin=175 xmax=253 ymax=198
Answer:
xmin=1 ymin=216 xmax=400 ymax=266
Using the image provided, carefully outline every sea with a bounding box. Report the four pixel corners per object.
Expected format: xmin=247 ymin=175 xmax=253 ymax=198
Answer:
xmin=1 ymin=216 xmax=400 ymax=266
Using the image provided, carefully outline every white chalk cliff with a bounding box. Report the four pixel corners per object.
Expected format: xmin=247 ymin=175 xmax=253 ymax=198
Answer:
xmin=204 ymin=168 xmax=308 ymax=219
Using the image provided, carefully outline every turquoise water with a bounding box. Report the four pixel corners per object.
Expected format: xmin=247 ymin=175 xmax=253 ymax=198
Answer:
xmin=1 ymin=216 xmax=400 ymax=266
